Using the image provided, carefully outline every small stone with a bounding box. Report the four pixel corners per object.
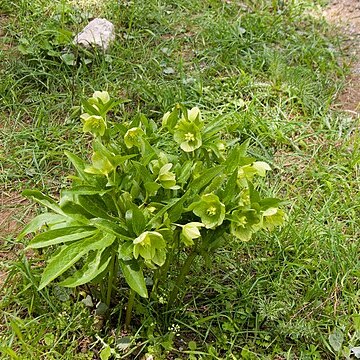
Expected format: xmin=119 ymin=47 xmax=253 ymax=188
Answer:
xmin=73 ymin=18 xmax=115 ymax=51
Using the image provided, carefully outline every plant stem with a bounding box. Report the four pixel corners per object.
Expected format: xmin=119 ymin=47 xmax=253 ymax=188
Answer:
xmin=106 ymin=252 xmax=116 ymax=308
xmin=168 ymin=249 xmax=198 ymax=306
xmin=125 ymin=289 xmax=136 ymax=329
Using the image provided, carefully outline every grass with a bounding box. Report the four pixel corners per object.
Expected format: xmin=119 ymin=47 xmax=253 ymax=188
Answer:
xmin=1 ymin=0 xmax=360 ymax=358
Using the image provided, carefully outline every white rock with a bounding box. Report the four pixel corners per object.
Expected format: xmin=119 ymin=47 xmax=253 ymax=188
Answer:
xmin=73 ymin=18 xmax=115 ymax=51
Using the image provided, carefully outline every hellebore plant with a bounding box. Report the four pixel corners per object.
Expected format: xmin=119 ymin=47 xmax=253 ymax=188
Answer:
xmin=19 ymin=92 xmax=286 ymax=327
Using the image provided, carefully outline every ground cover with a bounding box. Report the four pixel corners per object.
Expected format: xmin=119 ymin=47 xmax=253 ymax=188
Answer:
xmin=1 ymin=0 xmax=359 ymax=359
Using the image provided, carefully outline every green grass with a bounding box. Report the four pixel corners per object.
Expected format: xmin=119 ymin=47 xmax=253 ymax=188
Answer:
xmin=1 ymin=0 xmax=360 ymax=358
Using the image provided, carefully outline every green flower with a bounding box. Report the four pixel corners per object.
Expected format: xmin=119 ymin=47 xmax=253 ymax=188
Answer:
xmin=82 ymin=114 xmax=106 ymax=137
xmin=124 ymin=127 xmax=144 ymax=149
xmin=84 ymin=152 xmax=114 ymax=176
xmin=133 ymin=231 xmax=166 ymax=268
xmin=261 ymin=207 xmax=286 ymax=231
xmin=174 ymin=119 xmax=202 ymax=152
xmin=192 ymin=194 xmax=225 ymax=229
xmin=238 ymin=161 xmax=271 ymax=182
xmin=157 ymin=163 xmax=179 ymax=190
xmin=187 ymin=106 xmax=201 ymax=122
xmin=92 ymin=90 xmax=110 ymax=105
xmin=162 ymin=111 xmax=171 ymax=127
xmin=230 ymin=209 xmax=260 ymax=241
xmin=180 ymin=222 xmax=204 ymax=246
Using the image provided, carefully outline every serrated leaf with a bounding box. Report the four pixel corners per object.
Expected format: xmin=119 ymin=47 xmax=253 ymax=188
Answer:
xmin=27 ymin=226 xmax=96 ymax=249
xmin=39 ymin=232 xmax=115 ymax=289
xmin=17 ymin=213 xmax=66 ymax=240
xmin=58 ymin=248 xmax=111 ymax=287
xmin=119 ymin=259 xmax=148 ymax=298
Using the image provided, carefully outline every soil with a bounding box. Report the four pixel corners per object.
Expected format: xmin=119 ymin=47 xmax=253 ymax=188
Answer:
xmin=324 ymin=0 xmax=360 ymax=114
xmin=0 ymin=191 xmax=32 ymax=286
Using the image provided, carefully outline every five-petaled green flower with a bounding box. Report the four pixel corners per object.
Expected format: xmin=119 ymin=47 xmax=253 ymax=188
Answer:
xmin=238 ymin=161 xmax=271 ymax=186
xmin=174 ymin=119 xmax=202 ymax=152
xmin=191 ymin=194 xmax=225 ymax=229
xmin=261 ymin=207 xmax=286 ymax=231
xmin=230 ymin=209 xmax=260 ymax=241
xmin=180 ymin=222 xmax=204 ymax=246
xmin=81 ymin=114 xmax=107 ymax=137
xmin=133 ymin=231 xmax=166 ymax=268
xmin=157 ymin=163 xmax=179 ymax=189
xmin=84 ymin=152 xmax=114 ymax=176
xmin=186 ymin=106 xmax=201 ymax=122
xmin=124 ymin=127 xmax=144 ymax=149
xmin=92 ymin=90 xmax=110 ymax=105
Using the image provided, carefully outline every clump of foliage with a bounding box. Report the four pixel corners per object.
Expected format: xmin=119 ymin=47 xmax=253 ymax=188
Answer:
xmin=19 ymin=91 xmax=286 ymax=326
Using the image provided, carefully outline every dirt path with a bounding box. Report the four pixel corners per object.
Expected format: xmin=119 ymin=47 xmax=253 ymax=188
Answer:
xmin=324 ymin=0 xmax=360 ymax=114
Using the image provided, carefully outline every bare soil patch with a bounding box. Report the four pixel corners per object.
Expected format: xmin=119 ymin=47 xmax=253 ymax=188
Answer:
xmin=0 ymin=191 xmax=33 ymax=285
xmin=0 ymin=191 xmax=30 ymax=239
xmin=324 ymin=0 xmax=360 ymax=113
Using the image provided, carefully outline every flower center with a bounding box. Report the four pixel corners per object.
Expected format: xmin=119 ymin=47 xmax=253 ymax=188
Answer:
xmin=184 ymin=132 xmax=195 ymax=142
xmin=238 ymin=216 xmax=247 ymax=227
xmin=207 ymin=206 xmax=217 ymax=216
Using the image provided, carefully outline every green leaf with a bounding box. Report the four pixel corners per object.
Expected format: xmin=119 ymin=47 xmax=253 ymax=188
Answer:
xmin=329 ymin=329 xmax=344 ymax=352
xmin=22 ymin=190 xmax=66 ymax=216
xmin=119 ymin=259 xmax=148 ymax=298
xmin=17 ymin=213 xmax=66 ymax=240
xmin=61 ymin=53 xmax=76 ymax=66
xmin=78 ymin=195 xmax=116 ymax=220
xmin=100 ymin=345 xmax=111 ymax=360
xmin=125 ymin=206 xmax=146 ymax=236
xmin=221 ymin=169 xmax=238 ymax=204
xmin=58 ymin=248 xmax=111 ymax=287
xmin=39 ymin=232 xmax=115 ymax=289
xmin=189 ymin=166 xmax=224 ymax=194
xmin=144 ymin=181 xmax=161 ymax=196
xmin=81 ymin=99 xmax=101 ymax=116
xmin=224 ymin=139 xmax=250 ymax=173
xmin=90 ymin=218 xmax=132 ymax=241
xmin=27 ymin=226 xmax=96 ymax=249
xmin=62 ymin=186 xmax=110 ymax=196
xmin=65 ymin=151 xmax=105 ymax=187
xmin=176 ymin=160 xmax=193 ymax=184
xmin=60 ymin=202 xmax=92 ymax=224
xmin=202 ymin=115 xmax=227 ymax=139
xmin=259 ymin=197 xmax=284 ymax=210
xmin=168 ymin=194 xmax=188 ymax=223
xmin=147 ymin=198 xmax=180 ymax=228
xmin=0 ymin=346 xmax=20 ymax=359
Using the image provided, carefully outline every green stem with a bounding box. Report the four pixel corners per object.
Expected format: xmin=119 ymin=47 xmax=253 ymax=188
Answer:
xmin=125 ymin=289 xmax=136 ymax=329
xmin=168 ymin=249 xmax=198 ymax=306
xmin=106 ymin=252 xmax=116 ymax=308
